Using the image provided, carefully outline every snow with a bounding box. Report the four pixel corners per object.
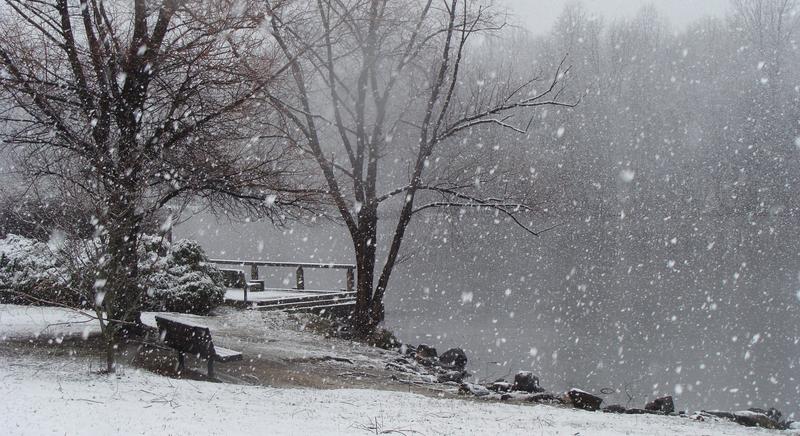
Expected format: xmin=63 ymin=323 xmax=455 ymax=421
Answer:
xmin=3 ymin=352 xmax=787 ymax=436
xmin=10 ymin=363 xmax=796 ymax=435
xmin=1 ymin=304 xmax=794 ymax=436
xmin=0 ymin=305 xmax=99 ymax=340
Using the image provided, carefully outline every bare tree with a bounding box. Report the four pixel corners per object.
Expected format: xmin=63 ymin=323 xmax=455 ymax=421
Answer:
xmin=0 ymin=0 xmax=318 ymax=371
xmin=729 ymin=0 xmax=800 ymax=209
xmin=263 ymin=0 xmax=574 ymax=334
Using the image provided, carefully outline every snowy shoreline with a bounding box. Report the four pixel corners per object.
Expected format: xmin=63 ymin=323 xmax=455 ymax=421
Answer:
xmin=1 ymin=304 xmax=795 ymax=435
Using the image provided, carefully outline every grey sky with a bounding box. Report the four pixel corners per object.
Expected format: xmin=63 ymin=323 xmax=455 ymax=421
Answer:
xmin=501 ymin=0 xmax=731 ymax=34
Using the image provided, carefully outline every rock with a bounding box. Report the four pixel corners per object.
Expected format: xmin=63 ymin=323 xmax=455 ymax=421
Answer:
xmin=645 ymin=396 xmax=675 ymax=414
xmin=459 ymin=382 xmax=491 ymax=397
xmin=439 ymin=348 xmax=468 ymax=370
xmin=525 ymin=392 xmax=562 ymax=404
xmin=393 ymin=356 xmax=412 ymax=365
xmin=513 ymin=371 xmax=544 ymax=393
xmin=414 ymin=344 xmax=438 ymax=366
xmin=416 ymin=344 xmax=438 ymax=359
xmin=747 ymin=407 xmax=782 ymax=424
xmin=703 ymin=410 xmax=782 ymax=430
xmin=436 ymin=370 xmax=467 ymax=383
xmin=385 ymin=361 xmax=414 ymax=373
xmin=625 ymin=408 xmax=661 ymax=415
xmin=500 ymin=394 xmax=512 ymax=401
xmin=702 ymin=410 xmax=735 ymax=420
xmin=566 ymin=388 xmax=603 ymax=411
xmin=603 ymin=404 xmax=627 ymax=414
xmin=489 ymin=382 xmax=512 ymax=392
xmin=732 ymin=411 xmax=781 ymax=429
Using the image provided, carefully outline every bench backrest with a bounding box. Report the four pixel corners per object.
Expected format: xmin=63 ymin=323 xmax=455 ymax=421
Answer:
xmin=155 ymin=316 xmax=216 ymax=359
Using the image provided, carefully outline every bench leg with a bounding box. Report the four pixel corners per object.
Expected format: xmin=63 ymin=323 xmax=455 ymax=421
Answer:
xmin=177 ymin=352 xmax=185 ymax=372
xmin=207 ymin=359 xmax=215 ymax=379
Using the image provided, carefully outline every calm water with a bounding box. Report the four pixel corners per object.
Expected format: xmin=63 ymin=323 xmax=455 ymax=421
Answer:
xmin=179 ymin=215 xmax=800 ymax=415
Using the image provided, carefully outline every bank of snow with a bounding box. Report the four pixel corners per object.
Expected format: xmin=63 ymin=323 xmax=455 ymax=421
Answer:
xmin=0 ymin=305 xmax=792 ymax=436
xmin=4 ymin=354 xmax=782 ymax=436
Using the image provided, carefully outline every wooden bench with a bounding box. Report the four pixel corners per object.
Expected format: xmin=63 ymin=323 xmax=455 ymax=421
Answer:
xmin=155 ymin=315 xmax=242 ymax=379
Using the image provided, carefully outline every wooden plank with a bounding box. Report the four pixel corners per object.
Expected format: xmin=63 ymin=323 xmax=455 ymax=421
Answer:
xmin=253 ymin=296 xmax=356 ymax=310
xmin=282 ymin=301 xmax=357 ymax=313
xmin=210 ymin=258 xmax=355 ymax=270
xmin=248 ymin=293 xmax=355 ymax=307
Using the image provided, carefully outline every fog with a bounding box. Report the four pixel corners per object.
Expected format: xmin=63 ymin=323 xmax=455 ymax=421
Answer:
xmin=173 ymin=0 xmax=800 ymax=414
xmin=503 ymin=0 xmax=730 ymax=33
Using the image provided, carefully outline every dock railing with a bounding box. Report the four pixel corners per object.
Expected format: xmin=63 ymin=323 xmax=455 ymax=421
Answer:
xmin=210 ymin=259 xmax=356 ymax=305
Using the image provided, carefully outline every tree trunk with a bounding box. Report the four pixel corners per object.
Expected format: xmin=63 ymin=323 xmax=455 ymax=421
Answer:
xmin=104 ymin=191 xmax=143 ymax=337
xmin=351 ymin=209 xmax=380 ymax=336
xmin=104 ymin=331 xmax=116 ymax=374
xmin=352 ymin=255 xmax=374 ymax=334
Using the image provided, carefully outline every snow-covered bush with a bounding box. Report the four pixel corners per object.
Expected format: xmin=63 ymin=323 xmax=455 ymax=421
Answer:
xmin=141 ymin=239 xmax=225 ymax=315
xmin=0 ymin=233 xmax=224 ymax=315
xmin=0 ymin=234 xmax=78 ymax=306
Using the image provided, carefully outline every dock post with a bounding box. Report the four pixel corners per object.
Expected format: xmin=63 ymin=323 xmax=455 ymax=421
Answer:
xmin=250 ymin=263 xmax=259 ymax=280
xmin=296 ymin=266 xmax=305 ymax=290
xmin=346 ymin=267 xmax=354 ymax=291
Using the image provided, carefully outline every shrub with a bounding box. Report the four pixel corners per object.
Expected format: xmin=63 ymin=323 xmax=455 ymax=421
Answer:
xmin=0 ymin=234 xmax=79 ymax=306
xmin=142 ymin=239 xmax=225 ymax=315
xmin=0 ymin=233 xmax=224 ymax=315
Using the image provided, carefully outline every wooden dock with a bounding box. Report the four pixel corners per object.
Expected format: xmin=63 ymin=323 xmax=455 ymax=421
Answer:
xmin=210 ymin=259 xmax=356 ymax=313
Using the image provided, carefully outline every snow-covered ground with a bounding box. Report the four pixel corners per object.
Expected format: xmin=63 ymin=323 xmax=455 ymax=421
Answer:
xmin=0 ymin=305 xmax=794 ymax=436
xmin=0 ymin=304 xmax=99 ymax=340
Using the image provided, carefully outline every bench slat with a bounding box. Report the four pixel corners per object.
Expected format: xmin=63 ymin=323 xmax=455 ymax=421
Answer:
xmin=213 ymin=346 xmax=243 ymax=362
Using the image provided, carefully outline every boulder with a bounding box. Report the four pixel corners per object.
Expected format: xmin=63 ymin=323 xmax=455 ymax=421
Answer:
xmin=603 ymin=404 xmax=627 ymax=414
xmin=566 ymin=388 xmax=603 ymax=411
xmin=703 ymin=410 xmax=782 ymax=430
xmin=436 ymin=370 xmax=467 ymax=383
xmin=489 ymin=381 xmax=512 ymax=393
xmin=459 ymin=382 xmax=491 ymax=397
xmin=733 ymin=411 xmax=782 ymax=429
xmin=645 ymin=396 xmax=675 ymax=414
xmin=439 ymin=348 xmax=468 ymax=370
xmin=513 ymin=371 xmax=544 ymax=393
xmin=413 ymin=344 xmax=438 ymax=367
xmin=416 ymin=344 xmax=438 ymax=359
xmin=748 ymin=408 xmax=783 ymax=424
xmin=526 ymin=392 xmax=562 ymax=404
